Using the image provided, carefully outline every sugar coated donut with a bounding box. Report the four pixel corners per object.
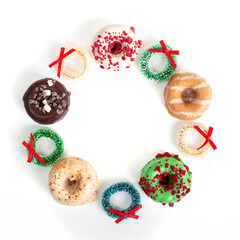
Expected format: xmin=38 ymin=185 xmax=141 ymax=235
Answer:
xmin=139 ymin=152 xmax=192 ymax=207
xmin=91 ymin=25 xmax=142 ymax=71
xmin=49 ymin=157 xmax=98 ymax=206
xmin=164 ymin=73 xmax=212 ymax=120
xmin=178 ymin=123 xmax=212 ymax=157
xmin=23 ymin=78 xmax=71 ymax=124
xmin=61 ymin=48 xmax=87 ymax=79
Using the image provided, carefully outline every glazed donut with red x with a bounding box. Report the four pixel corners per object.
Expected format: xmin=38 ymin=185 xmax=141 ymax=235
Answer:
xmin=91 ymin=25 xmax=142 ymax=71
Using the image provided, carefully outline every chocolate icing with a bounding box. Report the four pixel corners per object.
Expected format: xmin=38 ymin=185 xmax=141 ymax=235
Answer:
xmin=23 ymin=78 xmax=71 ymax=124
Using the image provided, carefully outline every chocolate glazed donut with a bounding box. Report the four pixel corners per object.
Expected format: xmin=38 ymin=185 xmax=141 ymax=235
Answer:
xmin=23 ymin=78 xmax=71 ymax=124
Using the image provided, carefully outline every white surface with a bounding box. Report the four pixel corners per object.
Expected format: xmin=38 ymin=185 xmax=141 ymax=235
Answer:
xmin=1 ymin=0 xmax=240 ymax=239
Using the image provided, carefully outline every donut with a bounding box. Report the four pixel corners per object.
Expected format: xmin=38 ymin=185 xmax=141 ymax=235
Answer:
xmin=164 ymin=73 xmax=212 ymax=120
xmin=140 ymin=42 xmax=177 ymax=82
xmin=139 ymin=152 xmax=192 ymax=207
xmin=26 ymin=128 xmax=64 ymax=167
xmin=61 ymin=48 xmax=87 ymax=79
xmin=23 ymin=78 xmax=71 ymax=124
xmin=91 ymin=25 xmax=142 ymax=71
xmin=49 ymin=157 xmax=98 ymax=206
xmin=101 ymin=182 xmax=142 ymax=223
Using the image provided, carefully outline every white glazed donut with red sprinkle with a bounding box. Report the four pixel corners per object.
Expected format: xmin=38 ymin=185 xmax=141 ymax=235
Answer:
xmin=91 ymin=25 xmax=142 ymax=71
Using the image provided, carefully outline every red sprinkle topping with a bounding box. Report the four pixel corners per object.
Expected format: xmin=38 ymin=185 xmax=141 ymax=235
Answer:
xmin=154 ymin=166 xmax=161 ymax=173
xmin=127 ymin=37 xmax=133 ymax=44
xmin=130 ymin=27 xmax=135 ymax=33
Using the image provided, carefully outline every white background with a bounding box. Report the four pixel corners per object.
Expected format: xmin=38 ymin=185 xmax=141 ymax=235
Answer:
xmin=1 ymin=0 xmax=240 ymax=239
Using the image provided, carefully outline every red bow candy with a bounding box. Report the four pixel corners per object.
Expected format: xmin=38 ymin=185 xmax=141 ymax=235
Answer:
xmin=49 ymin=47 xmax=76 ymax=78
xmin=194 ymin=126 xmax=217 ymax=150
xmin=109 ymin=204 xmax=142 ymax=224
xmin=22 ymin=133 xmax=46 ymax=164
xmin=148 ymin=40 xmax=180 ymax=69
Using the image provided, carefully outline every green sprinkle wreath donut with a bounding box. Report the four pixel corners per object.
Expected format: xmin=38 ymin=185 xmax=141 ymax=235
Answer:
xmin=140 ymin=43 xmax=177 ymax=82
xmin=28 ymin=128 xmax=64 ymax=167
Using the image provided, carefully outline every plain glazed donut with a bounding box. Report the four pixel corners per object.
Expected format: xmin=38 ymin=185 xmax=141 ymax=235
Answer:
xmin=48 ymin=157 xmax=98 ymax=206
xmin=164 ymin=73 xmax=212 ymax=120
xmin=139 ymin=152 xmax=192 ymax=207
xmin=91 ymin=25 xmax=142 ymax=71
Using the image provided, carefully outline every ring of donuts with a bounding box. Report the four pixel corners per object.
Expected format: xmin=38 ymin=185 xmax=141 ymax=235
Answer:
xmin=61 ymin=48 xmax=87 ymax=79
xmin=178 ymin=123 xmax=211 ymax=157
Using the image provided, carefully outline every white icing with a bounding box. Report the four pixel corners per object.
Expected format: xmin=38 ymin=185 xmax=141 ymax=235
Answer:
xmin=92 ymin=25 xmax=141 ymax=71
xmin=165 ymin=96 xmax=204 ymax=118
xmin=166 ymin=82 xmax=209 ymax=91
xmin=169 ymin=99 xmax=211 ymax=105
xmin=172 ymin=74 xmax=201 ymax=81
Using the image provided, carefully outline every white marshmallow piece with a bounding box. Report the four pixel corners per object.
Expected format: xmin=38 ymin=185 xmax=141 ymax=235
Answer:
xmin=44 ymin=104 xmax=51 ymax=113
xmin=47 ymin=80 xmax=53 ymax=86
xmin=42 ymin=100 xmax=48 ymax=105
xmin=43 ymin=89 xmax=51 ymax=96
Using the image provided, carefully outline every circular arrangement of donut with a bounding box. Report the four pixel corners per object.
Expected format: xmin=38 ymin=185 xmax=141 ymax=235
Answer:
xmin=20 ymin=23 xmax=217 ymax=224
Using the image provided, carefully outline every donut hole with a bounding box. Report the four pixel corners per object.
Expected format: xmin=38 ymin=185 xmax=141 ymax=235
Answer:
xmin=110 ymin=192 xmax=132 ymax=211
xmin=149 ymin=53 xmax=168 ymax=73
xmin=35 ymin=137 xmax=56 ymax=157
xmin=65 ymin=176 xmax=80 ymax=194
xmin=109 ymin=41 xmax=122 ymax=55
xmin=185 ymin=130 xmax=206 ymax=149
xmin=160 ymin=175 xmax=170 ymax=186
xmin=181 ymin=88 xmax=197 ymax=103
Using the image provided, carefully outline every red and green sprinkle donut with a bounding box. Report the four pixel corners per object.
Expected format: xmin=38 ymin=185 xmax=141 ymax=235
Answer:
xmin=139 ymin=152 xmax=192 ymax=207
